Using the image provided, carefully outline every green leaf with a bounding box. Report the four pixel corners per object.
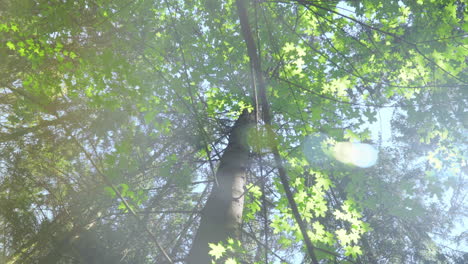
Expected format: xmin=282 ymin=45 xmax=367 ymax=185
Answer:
xmin=10 ymin=24 xmax=18 ymax=32
xmin=104 ymin=186 xmax=116 ymax=198
xmin=225 ymin=258 xmax=238 ymax=264
xmin=336 ymin=228 xmax=351 ymax=246
xmin=278 ymin=236 xmax=292 ymax=247
xmin=208 ymin=243 xmax=226 ymax=260
xmin=345 ymin=245 xmax=362 ymax=258
xmin=69 ymin=51 xmax=77 ymax=59
xmin=6 ymin=41 xmax=15 ymax=50
xmin=119 ymin=183 xmax=129 ymax=196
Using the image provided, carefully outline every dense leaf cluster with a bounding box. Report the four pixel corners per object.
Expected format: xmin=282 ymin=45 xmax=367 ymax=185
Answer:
xmin=0 ymin=0 xmax=466 ymax=263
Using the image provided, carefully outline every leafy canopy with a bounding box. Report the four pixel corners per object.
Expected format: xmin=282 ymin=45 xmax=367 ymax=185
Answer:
xmin=0 ymin=0 xmax=466 ymax=263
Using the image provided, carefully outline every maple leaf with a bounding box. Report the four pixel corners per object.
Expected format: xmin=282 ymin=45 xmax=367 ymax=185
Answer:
xmin=208 ymin=243 xmax=226 ymax=260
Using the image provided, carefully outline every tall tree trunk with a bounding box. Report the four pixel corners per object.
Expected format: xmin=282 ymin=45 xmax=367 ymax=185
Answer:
xmin=188 ymin=110 xmax=254 ymax=264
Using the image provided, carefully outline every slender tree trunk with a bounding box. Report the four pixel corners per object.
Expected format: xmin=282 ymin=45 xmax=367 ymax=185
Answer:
xmin=235 ymin=0 xmax=319 ymax=263
xmin=188 ymin=110 xmax=254 ymax=264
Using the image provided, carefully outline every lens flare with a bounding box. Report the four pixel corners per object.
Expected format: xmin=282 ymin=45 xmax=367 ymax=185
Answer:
xmin=333 ymin=142 xmax=378 ymax=168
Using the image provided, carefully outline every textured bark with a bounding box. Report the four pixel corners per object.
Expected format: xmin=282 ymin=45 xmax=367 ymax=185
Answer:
xmin=188 ymin=110 xmax=254 ymax=264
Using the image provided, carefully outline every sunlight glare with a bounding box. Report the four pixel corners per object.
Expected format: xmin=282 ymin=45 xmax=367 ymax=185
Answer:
xmin=333 ymin=142 xmax=378 ymax=168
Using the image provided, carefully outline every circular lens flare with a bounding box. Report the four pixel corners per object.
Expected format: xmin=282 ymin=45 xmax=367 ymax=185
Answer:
xmin=333 ymin=142 xmax=378 ymax=168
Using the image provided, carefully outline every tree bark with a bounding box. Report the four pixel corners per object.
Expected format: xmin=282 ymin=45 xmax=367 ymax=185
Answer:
xmin=188 ymin=110 xmax=254 ymax=264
